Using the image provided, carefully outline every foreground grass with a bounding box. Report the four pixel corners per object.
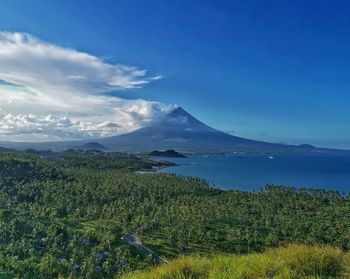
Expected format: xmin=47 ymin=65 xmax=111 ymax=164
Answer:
xmin=121 ymin=244 xmax=350 ymax=279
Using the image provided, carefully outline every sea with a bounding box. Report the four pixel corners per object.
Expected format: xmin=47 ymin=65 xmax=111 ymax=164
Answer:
xmin=155 ymin=154 xmax=350 ymax=193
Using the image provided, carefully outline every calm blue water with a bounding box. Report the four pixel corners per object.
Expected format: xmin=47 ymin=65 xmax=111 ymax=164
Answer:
xmin=157 ymin=154 xmax=350 ymax=193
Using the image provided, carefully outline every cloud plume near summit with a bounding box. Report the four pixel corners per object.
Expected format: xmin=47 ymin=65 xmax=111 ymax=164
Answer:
xmin=0 ymin=32 xmax=174 ymax=141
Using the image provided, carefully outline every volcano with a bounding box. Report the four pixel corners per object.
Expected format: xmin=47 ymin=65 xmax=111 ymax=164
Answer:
xmin=93 ymin=107 xmax=331 ymax=153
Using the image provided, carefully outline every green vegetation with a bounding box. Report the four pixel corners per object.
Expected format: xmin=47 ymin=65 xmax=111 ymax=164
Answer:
xmin=149 ymin=149 xmax=186 ymax=158
xmin=0 ymin=150 xmax=350 ymax=278
xmin=122 ymin=244 xmax=350 ymax=279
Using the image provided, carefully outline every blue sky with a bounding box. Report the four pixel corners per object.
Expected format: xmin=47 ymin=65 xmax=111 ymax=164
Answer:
xmin=0 ymin=0 xmax=349 ymax=148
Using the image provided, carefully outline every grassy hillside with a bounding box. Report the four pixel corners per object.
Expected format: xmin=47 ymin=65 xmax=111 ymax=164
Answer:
xmin=121 ymin=244 xmax=350 ymax=279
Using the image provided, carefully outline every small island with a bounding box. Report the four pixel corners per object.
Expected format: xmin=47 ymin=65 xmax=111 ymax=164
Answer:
xmin=149 ymin=149 xmax=187 ymax=158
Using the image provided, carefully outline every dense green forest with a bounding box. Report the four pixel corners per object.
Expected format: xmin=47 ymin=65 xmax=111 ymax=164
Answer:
xmin=0 ymin=150 xmax=350 ymax=278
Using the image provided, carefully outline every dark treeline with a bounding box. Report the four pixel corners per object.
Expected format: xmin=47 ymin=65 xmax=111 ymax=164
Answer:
xmin=0 ymin=150 xmax=350 ymax=278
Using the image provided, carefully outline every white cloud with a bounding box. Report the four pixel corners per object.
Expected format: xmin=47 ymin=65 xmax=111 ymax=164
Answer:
xmin=0 ymin=111 xmax=81 ymax=141
xmin=0 ymin=32 xmax=174 ymax=141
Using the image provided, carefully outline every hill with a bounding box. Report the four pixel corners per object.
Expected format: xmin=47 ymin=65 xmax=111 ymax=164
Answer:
xmin=74 ymin=142 xmax=107 ymax=151
xmin=149 ymin=149 xmax=186 ymax=158
xmin=121 ymin=245 xmax=349 ymax=279
xmin=1 ymin=151 xmax=350 ymax=277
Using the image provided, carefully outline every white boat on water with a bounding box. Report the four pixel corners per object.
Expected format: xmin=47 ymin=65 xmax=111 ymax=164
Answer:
xmin=267 ymin=156 xmax=274 ymax=159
